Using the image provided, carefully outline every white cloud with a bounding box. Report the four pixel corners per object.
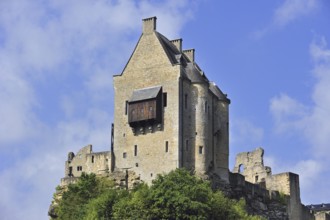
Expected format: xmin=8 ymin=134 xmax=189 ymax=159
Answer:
xmin=292 ymin=159 xmax=323 ymax=190
xmin=269 ymin=36 xmax=330 ymax=203
xmin=230 ymin=119 xmax=264 ymax=146
xmin=269 ymin=36 xmax=330 ymax=157
xmin=252 ymin=0 xmax=319 ymax=39
xmin=270 ymin=93 xmax=309 ymax=133
xmin=0 ymin=0 xmax=197 ymax=219
xmin=273 ymin=0 xmax=318 ymax=27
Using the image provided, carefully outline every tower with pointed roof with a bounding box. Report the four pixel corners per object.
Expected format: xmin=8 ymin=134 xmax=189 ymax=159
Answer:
xmin=113 ymin=17 xmax=230 ymax=183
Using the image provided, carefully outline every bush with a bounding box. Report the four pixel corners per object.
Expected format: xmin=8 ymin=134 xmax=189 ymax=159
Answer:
xmin=54 ymin=169 xmax=263 ymax=220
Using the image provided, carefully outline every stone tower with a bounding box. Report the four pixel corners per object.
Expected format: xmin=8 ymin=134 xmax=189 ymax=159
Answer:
xmin=113 ymin=17 xmax=230 ymax=183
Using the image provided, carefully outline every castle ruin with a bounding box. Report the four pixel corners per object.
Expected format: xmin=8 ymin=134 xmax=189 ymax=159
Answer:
xmin=53 ymin=17 xmax=326 ymax=220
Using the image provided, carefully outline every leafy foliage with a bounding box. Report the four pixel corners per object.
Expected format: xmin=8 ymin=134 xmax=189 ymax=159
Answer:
xmin=54 ymin=169 xmax=263 ymax=220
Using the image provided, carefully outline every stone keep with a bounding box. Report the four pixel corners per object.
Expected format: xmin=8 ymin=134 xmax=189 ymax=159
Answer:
xmin=113 ymin=17 xmax=230 ymax=183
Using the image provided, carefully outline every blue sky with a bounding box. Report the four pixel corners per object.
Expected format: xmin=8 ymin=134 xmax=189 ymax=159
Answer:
xmin=0 ymin=0 xmax=329 ymax=219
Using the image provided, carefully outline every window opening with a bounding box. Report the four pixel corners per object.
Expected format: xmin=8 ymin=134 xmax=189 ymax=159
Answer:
xmin=255 ymin=175 xmax=259 ymax=183
xmin=199 ymin=146 xmax=203 ymax=154
xmin=68 ymin=166 xmax=73 ymax=176
xmin=238 ymin=164 xmax=245 ymax=173
xmin=165 ymin=141 xmax=169 ymax=153
xmin=186 ymin=140 xmax=189 ymax=151
xmin=184 ymin=94 xmax=188 ymax=109
xmin=123 ymin=152 xmax=127 ymax=158
xmin=163 ymin=93 xmax=167 ymax=107
xmin=205 ymin=101 xmax=208 ymax=113
xmin=125 ymin=101 xmax=128 ymax=115
xmin=134 ymin=145 xmax=137 ymax=156
xmin=91 ymin=156 xmax=94 ymax=163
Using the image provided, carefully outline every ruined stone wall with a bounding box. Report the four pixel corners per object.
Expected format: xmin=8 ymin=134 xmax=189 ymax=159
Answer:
xmin=232 ymin=148 xmax=315 ymax=220
xmin=64 ymin=145 xmax=110 ymax=178
xmin=315 ymin=212 xmax=330 ymax=220
xmin=233 ymin=147 xmax=271 ymax=183
xmin=265 ymin=173 xmax=302 ymax=220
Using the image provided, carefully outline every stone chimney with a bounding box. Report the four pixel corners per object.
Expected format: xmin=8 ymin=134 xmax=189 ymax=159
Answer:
xmin=143 ymin=16 xmax=157 ymax=34
xmin=183 ymin=49 xmax=195 ymax=62
xmin=171 ymin=39 xmax=182 ymax=52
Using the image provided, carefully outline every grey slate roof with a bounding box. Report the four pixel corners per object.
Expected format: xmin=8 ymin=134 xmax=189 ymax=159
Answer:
xmin=155 ymin=30 xmax=229 ymax=103
xmin=129 ymin=86 xmax=162 ymax=102
xmin=156 ymin=32 xmax=189 ymax=65
xmin=307 ymin=203 xmax=330 ymax=212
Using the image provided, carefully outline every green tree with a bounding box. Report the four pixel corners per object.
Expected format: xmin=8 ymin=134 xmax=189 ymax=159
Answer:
xmin=112 ymin=183 xmax=150 ymax=219
xmin=54 ymin=169 xmax=263 ymax=220
xmin=148 ymin=169 xmax=212 ymax=219
xmin=84 ymin=189 xmax=127 ymax=220
xmin=56 ymin=173 xmax=117 ymax=220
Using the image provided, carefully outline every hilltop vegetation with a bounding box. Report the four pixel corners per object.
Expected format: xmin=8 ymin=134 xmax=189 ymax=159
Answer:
xmin=51 ymin=169 xmax=262 ymax=220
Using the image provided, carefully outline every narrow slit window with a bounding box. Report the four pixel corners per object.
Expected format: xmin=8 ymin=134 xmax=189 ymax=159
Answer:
xmin=163 ymin=92 xmax=167 ymax=107
xmin=91 ymin=156 xmax=94 ymax=163
xmin=125 ymin=101 xmax=128 ymax=115
xmin=165 ymin=141 xmax=169 ymax=153
xmin=199 ymin=146 xmax=203 ymax=154
xmin=134 ymin=145 xmax=137 ymax=156
xmin=186 ymin=140 xmax=189 ymax=151
xmin=184 ymin=94 xmax=188 ymax=109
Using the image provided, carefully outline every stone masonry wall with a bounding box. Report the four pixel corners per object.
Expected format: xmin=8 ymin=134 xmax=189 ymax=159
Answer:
xmin=113 ymin=18 xmax=181 ymax=184
xmin=64 ymin=145 xmax=110 ymax=178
